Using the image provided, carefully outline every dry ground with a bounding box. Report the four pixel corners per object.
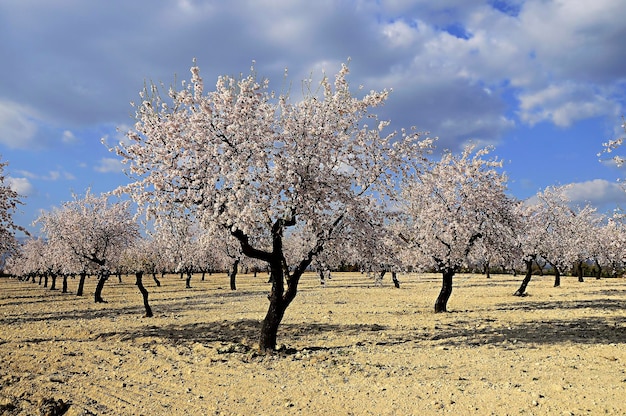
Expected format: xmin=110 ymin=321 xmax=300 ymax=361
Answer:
xmin=1 ymin=271 xmax=625 ymax=415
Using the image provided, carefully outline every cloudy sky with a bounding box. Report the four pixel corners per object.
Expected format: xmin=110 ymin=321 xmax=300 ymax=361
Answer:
xmin=1 ymin=0 xmax=626 ymax=235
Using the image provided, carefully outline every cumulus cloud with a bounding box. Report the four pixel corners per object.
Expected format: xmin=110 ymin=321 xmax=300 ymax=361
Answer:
xmin=7 ymin=177 xmax=35 ymax=197
xmin=1 ymin=0 xmax=624 ymax=148
xmin=563 ymin=179 xmax=626 ymax=207
xmin=518 ymin=83 xmax=620 ymax=127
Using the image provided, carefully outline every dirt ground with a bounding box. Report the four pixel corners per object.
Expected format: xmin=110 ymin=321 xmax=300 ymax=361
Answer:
xmin=1 ymin=271 xmax=625 ymax=415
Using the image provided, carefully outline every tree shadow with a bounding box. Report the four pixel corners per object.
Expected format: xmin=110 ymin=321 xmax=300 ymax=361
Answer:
xmin=494 ymin=298 xmax=625 ymax=312
xmin=94 ymin=319 xmax=388 ymax=349
xmin=428 ymin=315 xmax=626 ymax=348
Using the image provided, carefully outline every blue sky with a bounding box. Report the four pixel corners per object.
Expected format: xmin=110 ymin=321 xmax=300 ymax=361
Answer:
xmin=1 ymin=0 xmax=626 ymax=236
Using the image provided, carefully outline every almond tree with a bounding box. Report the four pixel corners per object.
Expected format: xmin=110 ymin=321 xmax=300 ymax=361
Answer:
xmin=0 ymin=158 xmax=28 ymax=264
xmin=531 ymin=186 xmax=581 ymax=287
xmin=399 ymin=145 xmax=516 ymax=312
xmin=568 ymin=204 xmax=602 ymax=282
xmin=590 ymin=211 xmax=626 ymax=277
xmin=119 ymin=238 xmax=155 ymax=317
xmin=35 ymin=190 xmax=139 ymax=303
xmin=512 ymin=199 xmax=547 ymax=296
xmin=111 ymin=61 xmax=431 ymax=351
xmin=5 ymin=237 xmax=46 ymax=283
xmin=198 ymin=226 xmax=243 ymax=290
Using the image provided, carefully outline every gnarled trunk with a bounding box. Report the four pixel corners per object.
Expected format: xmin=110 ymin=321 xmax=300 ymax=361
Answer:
xmin=514 ymin=258 xmax=534 ymax=296
xmin=435 ymin=268 xmax=455 ymax=313
xmin=259 ymin=260 xmax=295 ymax=351
xmin=135 ymin=271 xmax=153 ymax=317
xmin=62 ymin=275 xmax=68 ymax=293
xmin=576 ymin=261 xmax=584 ymax=282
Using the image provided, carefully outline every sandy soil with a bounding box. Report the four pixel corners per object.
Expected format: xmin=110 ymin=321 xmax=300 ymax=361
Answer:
xmin=1 ymin=271 xmax=625 ymax=415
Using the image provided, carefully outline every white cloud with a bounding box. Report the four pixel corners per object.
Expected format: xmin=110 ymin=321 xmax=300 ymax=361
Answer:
xmin=94 ymin=157 xmax=124 ymax=173
xmin=518 ymin=83 xmax=619 ymax=127
xmin=563 ymin=179 xmax=626 ymax=207
xmin=7 ymin=177 xmax=35 ymax=197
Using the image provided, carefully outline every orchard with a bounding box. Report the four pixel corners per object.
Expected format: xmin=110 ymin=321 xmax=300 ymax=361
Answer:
xmin=2 ymin=63 xmax=626 ymax=354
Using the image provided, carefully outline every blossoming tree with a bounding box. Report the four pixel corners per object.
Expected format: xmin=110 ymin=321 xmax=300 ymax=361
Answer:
xmin=0 ymin=158 xmax=28 ymax=264
xmin=399 ymin=145 xmax=516 ymax=312
xmin=35 ymin=190 xmax=139 ymax=303
xmin=111 ymin=60 xmax=430 ymax=351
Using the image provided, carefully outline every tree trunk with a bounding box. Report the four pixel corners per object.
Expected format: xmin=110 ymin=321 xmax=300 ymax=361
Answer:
xmin=484 ymin=262 xmax=491 ymax=279
xmin=259 ymin=296 xmax=289 ymax=352
xmin=594 ymin=259 xmax=602 ymax=280
xmin=152 ymin=272 xmax=161 ymax=287
xmin=258 ymin=256 xmax=301 ymax=352
xmin=435 ymin=268 xmax=455 ymax=313
xmin=392 ymin=271 xmax=400 ymax=288
xmin=43 ymin=275 xmax=48 ymax=288
xmin=576 ymin=261 xmax=584 ymax=282
xmin=185 ymin=271 xmax=192 ymax=288
xmin=514 ymin=259 xmax=534 ymax=296
xmin=230 ymin=259 xmax=240 ymax=291
xmin=135 ymin=272 xmax=153 ymax=317
xmin=553 ymin=267 xmax=561 ymax=287
xmin=62 ymin=275 xmax=68 ymax=293
xmin=94 ymin=273 xmax=109 ymax=303
xmin=201 ymin=271 xmax=206 ymax=281
xmin=49 ymin=273 xmax=57 ymax=290
xmin=77 ymin=271 xmax=87 ymax=296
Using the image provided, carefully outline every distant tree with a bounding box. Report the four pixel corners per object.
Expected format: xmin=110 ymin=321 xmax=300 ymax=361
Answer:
xmin=590 ymin=210 xmax=626 ymax=278
xmin=199 ymin=226 xmax=243 ymax=290
xmin=0 ymin=158 xmax=28 ymax=263
xmin=568 ymin=204 xmax=601 ymax=282
xmin=35 ymin=190 xmax=139 ymax=303
xmin=111 ymin=60 xmax=431 ymax=351
xmin=512 ymin=200 xmax=546 ymax=296
xmin=5 ymin=237 xmax=46 ymax=283
xmin=399 ymin=145 xmax=516 ymax=312
xmin=531 ymin=186 xmax=581 ymax=287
